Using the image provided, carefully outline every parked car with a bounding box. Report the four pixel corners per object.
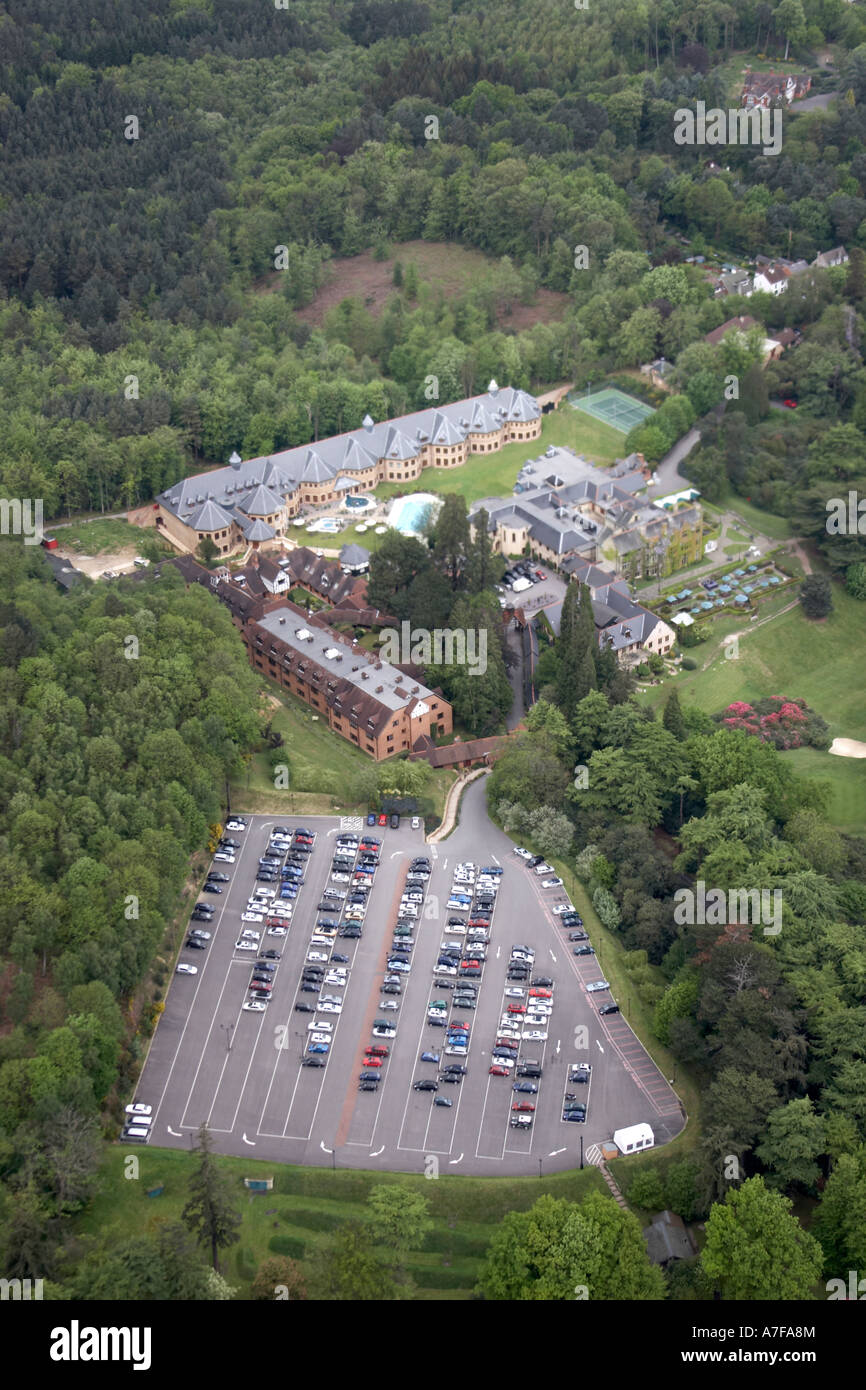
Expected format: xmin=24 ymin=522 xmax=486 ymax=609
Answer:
xmin=586 ymin=980 xmax=610 ymax=993
xmin=599 ymin=1001 xmax=620 ymax=1015
xmin=176 ymin=963 xmax=197 ymax=975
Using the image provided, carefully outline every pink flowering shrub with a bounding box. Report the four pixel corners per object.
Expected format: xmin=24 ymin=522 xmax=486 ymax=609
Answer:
xmin=715 ymin=696 xmax=829 ymax=750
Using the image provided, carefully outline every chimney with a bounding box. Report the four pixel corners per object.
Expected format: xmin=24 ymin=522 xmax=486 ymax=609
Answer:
xmin=229 ymin=450 xmax=242 ymax=471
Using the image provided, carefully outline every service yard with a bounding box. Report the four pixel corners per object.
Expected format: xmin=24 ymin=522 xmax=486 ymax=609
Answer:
xmin=136 ymin=780 xmax=683 ymax=1174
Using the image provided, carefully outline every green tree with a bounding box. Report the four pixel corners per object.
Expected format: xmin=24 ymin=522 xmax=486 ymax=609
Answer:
xmin=367 ymin=1185 xmax=433 ymax=1253
xmin=813 ymin=1149 xmax=866 ymax=1275
xmin=755 ymin=1098 xmax=825 ymax=1193
xmin=251 ymin=1256 xmax=307 ymax=1301
xmin=478 ymin=1193 xmax=665 ymax=1300
xmin=845 ymin=561 xmax=866 ymax=599
xmin=181 ymin=1124 xmax=242 ymax=1272
xmin=799 ymin=573 xmax=833 ymax=619
xmin=196 ymin=536 xmax=219 ymax=567
xmin=308 ymin=1222 xmax=398 ymax=1300
xmin=662 ymin=688 xmax=686 ymax=741
xmin=701 ymin=1177 xmax=823 ymax=1300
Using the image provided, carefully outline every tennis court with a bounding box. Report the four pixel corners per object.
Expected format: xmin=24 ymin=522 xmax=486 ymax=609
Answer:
xmin=569 ymin=387 xmax=656 ymax=434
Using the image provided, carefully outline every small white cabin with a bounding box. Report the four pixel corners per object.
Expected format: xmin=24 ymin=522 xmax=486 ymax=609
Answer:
xmin=613 ymin=1123 xmax=655 ymax=1155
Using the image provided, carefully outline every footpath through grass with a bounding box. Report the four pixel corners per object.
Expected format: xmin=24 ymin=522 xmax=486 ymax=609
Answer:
xmin=81 ymin=1147 xmax=605 ymax=1298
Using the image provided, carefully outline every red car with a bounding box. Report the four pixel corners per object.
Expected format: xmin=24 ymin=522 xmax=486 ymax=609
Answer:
xmin=489 ymin=1064 xmax=510 ymax=1076
xmin=449 ymin=1022 xmax=470 ymax=1031
xmin=529 ymin=988 xmax=552 ymax=999
xmin=512 ymin=1102 xmax=535 ymax=1112
xmin=378 ymin=813 xmax=388 ymax=825
xmin=363 ymin=1056 xmax=383 ymax=1068
xmin=783 ymin=398 xmax=798 ymax=408
xmin=461 ymin=960 xmax=482 ymax=970
xmin=495 ymin=1039 xmax=519 ymax=1051
xmin=507 ymin=1004 xmax=527 ymax=1014
xmin=534 ymin=569 xmax=546 ymax=580
xmin=365 ymin=1044 xmax=389 ymax=1057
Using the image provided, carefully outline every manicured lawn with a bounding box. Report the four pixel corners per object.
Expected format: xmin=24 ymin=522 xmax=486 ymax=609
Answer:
xmin=703 ymin=494 xmax=792 ymax=541
xmin=78 ymin=1145 xmax=605 ymax=1298
xmin=356 ymin=410 xmax=626 ymax=514
xmin=641 ymin=585 xmax=866 ymax=828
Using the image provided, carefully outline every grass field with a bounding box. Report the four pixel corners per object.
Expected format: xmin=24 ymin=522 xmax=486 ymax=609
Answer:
xmin=54 ymin=518 xmax=145 ymax=553
xmin=79 ymin=1146 xmax=606 ymax=1298
xmin=231 ymin=686 xmax=456 ymax=818
xmin=640 ymin=585 xmax=866 ymax=828
xmin=703 ymin=494 xmax=793 ymax=542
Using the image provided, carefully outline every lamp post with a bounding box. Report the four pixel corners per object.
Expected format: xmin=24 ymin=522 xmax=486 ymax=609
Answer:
xmin=220 ymin=1022 xmax=234 ymax=1053
xmin=538 ymin=1157 xmax=543 ymax=1180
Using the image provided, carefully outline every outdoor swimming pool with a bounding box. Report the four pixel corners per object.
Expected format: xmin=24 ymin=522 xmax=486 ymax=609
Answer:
xmin=387 ymin=492 xmax=442 ymax=535
xmin=306 ymin=517 xmax=342 ymax=533
xmin=343 ymin=494 xmax=375 ymax=512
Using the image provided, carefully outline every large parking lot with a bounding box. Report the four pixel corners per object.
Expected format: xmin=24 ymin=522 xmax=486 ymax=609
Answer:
xmin=133 ymin=779 xmax=684 ymax=1174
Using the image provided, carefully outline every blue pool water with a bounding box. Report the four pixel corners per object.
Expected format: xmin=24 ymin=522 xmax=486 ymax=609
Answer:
xmin=388 ymin=493 xmax=441 ymax=534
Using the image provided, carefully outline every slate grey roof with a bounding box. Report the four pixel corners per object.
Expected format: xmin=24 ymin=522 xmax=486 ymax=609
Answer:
xmin=187 ymin=499 xmax=235 ymax=532
xmin=238 ymin=482 xmax=284 ymax=516
xmin=339 ymin=543 xmax=371 ymax=566
xmin=255 ymin=609 xmax=439 ymax=714
xmin=156 ymin=385 xmax=541 ymax=528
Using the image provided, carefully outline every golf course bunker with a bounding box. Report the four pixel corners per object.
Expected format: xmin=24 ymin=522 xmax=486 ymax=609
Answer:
xmin=829 ymin=738 xmax=866 ymax=758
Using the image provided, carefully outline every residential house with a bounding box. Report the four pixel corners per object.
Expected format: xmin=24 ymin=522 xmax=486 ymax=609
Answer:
xmin=813 ymin=246 xmax=849 ymax=269
xmin=753 ymin=262 xmax=789 ymax=296
xmin=643 ymin=1211 xmax=698 ymax=1267
xmin=741 ymin=72 xmax=811 ymax=109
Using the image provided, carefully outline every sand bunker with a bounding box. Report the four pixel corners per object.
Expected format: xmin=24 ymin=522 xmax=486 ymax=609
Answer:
xmin=829 ymin=738 xmax=866 ymax=758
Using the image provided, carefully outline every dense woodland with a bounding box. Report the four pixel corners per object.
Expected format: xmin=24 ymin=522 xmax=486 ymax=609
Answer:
xmin=1 ymin=0 xmax=866 ymax=1299
xmin=488 ymin=584 xmax=866 ymax=1292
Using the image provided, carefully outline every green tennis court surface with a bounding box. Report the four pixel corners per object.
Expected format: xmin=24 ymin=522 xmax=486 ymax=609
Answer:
xmin=569 ymin=387 xmax=656 ymax=434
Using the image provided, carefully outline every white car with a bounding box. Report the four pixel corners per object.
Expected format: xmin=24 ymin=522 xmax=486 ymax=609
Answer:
xmin=523 ymin=1030 xmax=548 ymax=1041
xmin=240 ymin=928 xmax=261 ymax=940
xmin=331 ymin=872 xmax=351 ymax=883
xmin=586 ymin=980 xmax=610 ymax=993
xmin=241 ymin=911 xmax=263 ymax=923
xmin=235 ymin=940 xmax=258 ymax=951
xmin=308 ymin=951 xmax=328 ymax=962
xmin=513 ymin=847 xmax=532 ymax=860
xmin=324 ymin=974 xmax=347 ymax=986
xmin=373 ymin=1026 xmax=396 ymax=1039
xmin=242 ymin=1000 xmax=267 ymax=1011
xmin=225 ymin=820 xmax=247 ymax=832
xmin=214 ymin=851 xmax=235 ymax=863
xmin=541 ymin=878 xmax=564 ymax=889
xmin=379 ymin=1000 xmax=399 ymax=1010
xmin=445 ymin=924 xmax=466 ymax=935
xmin=534 ymin=863 xmax=554 ymax=876
xmin=323 ymin=889 xmax=347 ymax=901
xmin=307 ymin=1020 xmax=333 ymax=1031
xmin=267 ymin=926 xmax=288 ymax=937
xmin=176 ymin=963 xmax=198 ymax=975
xmin=552 ymin=903 xmax=576 ymax=916
xmin=309 ymin=1033 xmax=331 ymax=1045
xmin=253 ymin=885 xmax=276 ymax=898
xmin=411 ymin=816 xmax=421 ymax=829
xmin=525 ymin=1015 xmax=550 ymax=1027
xmin=445 ymin=1044 xmax=469 ymax=1056
xmin=504 ymin=987 xmax=525 ymax=999
xmin=497 ymin=1028 xmax=521 ymax=1040
xmin=319 ymin=1002 xmax=342 ymax=1014
xmin=490 ymin=1055 xmax=514 ymax=1068
xmin=125 ymin=1103 xmax=152 ymax=1116
xmin=310 ymin=934 xmax=335 ymax=946
xmin=437 ymin=964 xmax=457 ymax=976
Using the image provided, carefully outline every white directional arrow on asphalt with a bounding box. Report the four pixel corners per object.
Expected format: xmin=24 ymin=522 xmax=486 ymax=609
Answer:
xmin=390 ymin=851 xmax=402 ymax=860
xmin=549 ymin=949 xmax=557 ymax=962
xmin=369 ymin=1146 xmax=385 ymax=1158
xmin=555 ymin=1039 xmax=561 ymax=1055
xmin=443 ymin=858 xmax=448 ymax=870
xmin=242 ymin=1133 xmax=255 ymax=1146
xmin=548 ymin=1147 xmax=567 ymax=1157
xmin=496 ymin=945 xmax=501 ymax=959
xmin=596 ymin=1039 xmax=604 ymax=1054
xmin=492 ymin=854 xmax=500 ymax=865
xmin=449 ymin=1153 xmax=464 ymax=1165
xmin=167 ymin=1126 xmax=182 ymax=1137
xmin=320 ymin=1141 xmax=333 ymax=1155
